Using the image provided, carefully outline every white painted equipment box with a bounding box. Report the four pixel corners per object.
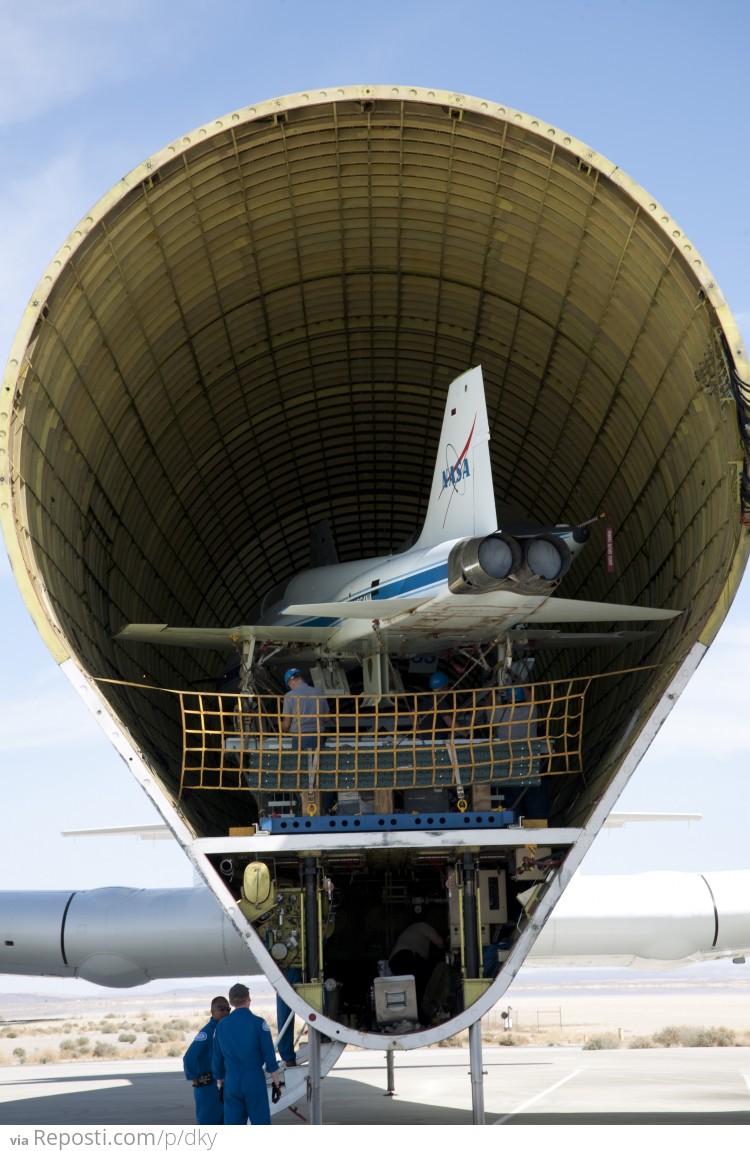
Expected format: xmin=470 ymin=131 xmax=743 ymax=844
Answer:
xmin=373 ymin=975 xmax=418 ymax=1024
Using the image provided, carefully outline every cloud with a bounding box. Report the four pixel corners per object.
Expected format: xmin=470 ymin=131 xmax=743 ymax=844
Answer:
xmin=641 ymin=612 xmax=750 ymax=759
xmin=0 ymin=146 xmax=92 ymax=361
xmin=0 ymin=1 xmax=154 ymax=131
xmin=732 ymin=311 xmax=750 ymax=350
xmin=0 ymin=669 xmax=114 ymax=752
xmin=0 ymin=1 xmax=211 ymax=361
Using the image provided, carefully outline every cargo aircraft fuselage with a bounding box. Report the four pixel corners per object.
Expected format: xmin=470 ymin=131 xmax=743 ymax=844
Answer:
xmin=2 ymin=87 xmax=749 ymax=1117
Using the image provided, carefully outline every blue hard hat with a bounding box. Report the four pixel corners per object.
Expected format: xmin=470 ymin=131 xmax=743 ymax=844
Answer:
xmin=284 ymin=668 xmax=303 ymax=686
xmin=430 ymin=671 xmax=451 ymax=690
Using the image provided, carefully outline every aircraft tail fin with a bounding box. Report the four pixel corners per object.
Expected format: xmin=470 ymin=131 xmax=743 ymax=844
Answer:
xmin=414 ymin=365 xmax=497 ymax=549
xmin=310 ymin=519 xmax=339 ymax=567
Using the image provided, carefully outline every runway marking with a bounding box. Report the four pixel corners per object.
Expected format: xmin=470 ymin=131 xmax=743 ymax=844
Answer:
xmin=0 ymin=1079 xmax=131 ymax=1102
xmin=493 ymin=1068 xmax=583 ymax=1124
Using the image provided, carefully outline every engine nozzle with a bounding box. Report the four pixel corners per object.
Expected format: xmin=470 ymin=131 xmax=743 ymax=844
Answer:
xmin=448 ymin=531 xmax=572 ymax=595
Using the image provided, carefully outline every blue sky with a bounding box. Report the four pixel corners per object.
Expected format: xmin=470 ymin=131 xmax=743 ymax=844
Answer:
xmin=1 ymin=0 xmax=750 ymax=970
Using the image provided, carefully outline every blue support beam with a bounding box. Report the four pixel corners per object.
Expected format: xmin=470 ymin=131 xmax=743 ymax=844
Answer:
xmin=259 ymin=811 xmax=516 ymax=834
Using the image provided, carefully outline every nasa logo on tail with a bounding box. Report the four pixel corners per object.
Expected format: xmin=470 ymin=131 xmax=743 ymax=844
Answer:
xmin=439 ymin=414 xmax=476 ymax=500
xmin=442 ymin=456 xmax=471 ymax=490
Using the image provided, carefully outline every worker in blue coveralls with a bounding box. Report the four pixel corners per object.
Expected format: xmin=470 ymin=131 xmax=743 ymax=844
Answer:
xmin=213 ymin=982 xmax=282 ymax=1125
xmin=183 ymin=995 xmax=230 ymax=1124
xmin=276 ymin=966 xmax=302 ymax=1066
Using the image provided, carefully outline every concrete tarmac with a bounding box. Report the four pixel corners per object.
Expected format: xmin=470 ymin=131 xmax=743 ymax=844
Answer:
xmin=1 ymin=1047 xmax=749 ymax=1126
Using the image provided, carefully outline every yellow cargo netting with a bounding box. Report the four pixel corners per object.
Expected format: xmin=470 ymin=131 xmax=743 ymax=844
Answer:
xmin=93 ymin=662 xmax=671 ymax=800
xmin=177 ymin=678 xmax=584 ymax=796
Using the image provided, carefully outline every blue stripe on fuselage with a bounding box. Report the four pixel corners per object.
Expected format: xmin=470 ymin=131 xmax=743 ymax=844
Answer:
xmin=292 ymin=561 xmax=449 ymax=628
xmin=357 ymin=561 xmax=449 ymax=600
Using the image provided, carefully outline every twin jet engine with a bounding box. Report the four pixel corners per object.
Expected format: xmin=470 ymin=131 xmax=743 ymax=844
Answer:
xmin=447 ymin=525 xmax=590 ymax=596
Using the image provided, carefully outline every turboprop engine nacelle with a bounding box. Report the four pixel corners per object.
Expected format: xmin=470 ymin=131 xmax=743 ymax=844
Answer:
xmin=447 ymin=526 xmax=588 ymax=596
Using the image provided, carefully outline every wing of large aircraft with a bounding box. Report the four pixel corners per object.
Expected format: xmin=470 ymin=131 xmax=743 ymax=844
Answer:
xmin=118 ymin=597 xmax=677 ymax=658
xmin=280 ymin=590 xmax=679 ymax=655
xmin=602 ymin=812 xmax=702 ymax=828
xmin=61 ymin=824 xmax=175 ymax=840
xmin=116 ymin=623 xmax=337 ymax=648
xmin=58 ymin=811 xmax=702 ymax=840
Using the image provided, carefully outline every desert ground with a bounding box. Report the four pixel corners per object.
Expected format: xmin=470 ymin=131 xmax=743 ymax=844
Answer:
xmin=1 ymin=968 xmax=748 ymax=1067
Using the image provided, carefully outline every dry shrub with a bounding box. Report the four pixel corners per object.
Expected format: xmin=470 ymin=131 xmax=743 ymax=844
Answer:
xmin=652 ymin=1025 xmax=736 ymax=1048
xmin=436 ymin=1030 xmax=467 ymax=1048
xmin=481 ymin=1024 xmax=525 ymax=1046
xmin=497 ymin=1033 xmax=520 ymax=1046
xmin=582 ymin=1033 xmax=621 ymax=1050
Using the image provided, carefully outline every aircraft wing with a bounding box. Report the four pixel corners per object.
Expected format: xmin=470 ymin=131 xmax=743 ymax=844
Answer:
xmin=116 ymin=622 xmax=337 ymax=648
xmin=281 ymin=598 xmax=431 ymax=620
xmin=116 ymin=594 xmax=678 ymax=658
xmin=602 ymin=812 xmax=702 ymax=828
xmin=518 ymin=597 xmax=680 ymax=625
xmin=61 ymin=824 xmax=174 ymax=840
xmin=284 ymin=591 xmax=680 ymax=655
xmin=507 ymin=628 xmax=658 ymax=647
xmin=60 ymin=813 xmax=699 ymax=839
